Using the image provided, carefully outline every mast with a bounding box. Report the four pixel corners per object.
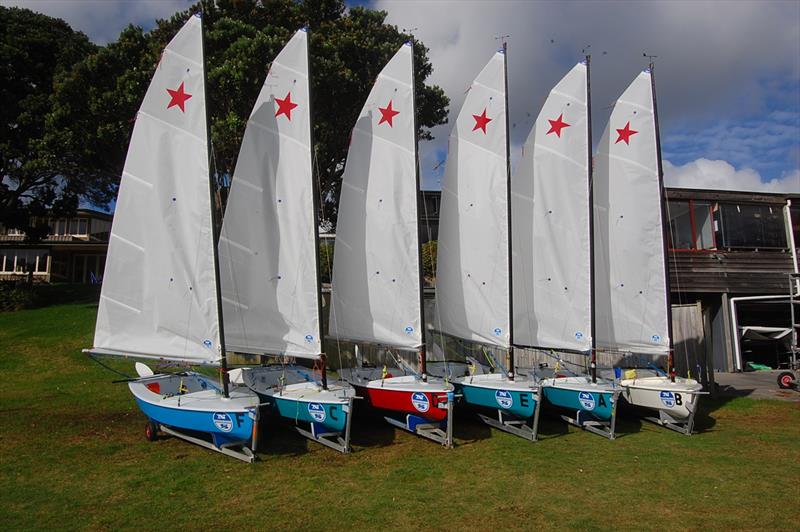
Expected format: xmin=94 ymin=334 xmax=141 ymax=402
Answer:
xmin=586 ymin=54 xmax=597 ymax=383
xmin=649 ymin=61 xmax=675 ymax=382
xmin=502 ymin=41 xmax=514 ymax=380
xmin=306 ymin=26 xmax=328 ymax=390
xmin=200 ymin=11 xmax=230 ymax=397
xmin=410 ymin=36 xmax=428 ymax=380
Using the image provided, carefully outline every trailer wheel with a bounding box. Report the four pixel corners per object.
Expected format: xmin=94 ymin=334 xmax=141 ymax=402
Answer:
xmin=777 ymin=371 xmax=796 ymax=390
xmin=145 ymin=421 xmax=159 ymax=441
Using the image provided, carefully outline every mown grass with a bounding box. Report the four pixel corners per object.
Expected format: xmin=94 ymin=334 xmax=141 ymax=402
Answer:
xmin=1 ymin=301 xmax=799 ymax=530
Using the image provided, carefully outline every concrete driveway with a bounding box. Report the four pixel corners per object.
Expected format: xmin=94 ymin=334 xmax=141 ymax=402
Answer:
xmin=714 ymin=370 xmax=800 ymax=402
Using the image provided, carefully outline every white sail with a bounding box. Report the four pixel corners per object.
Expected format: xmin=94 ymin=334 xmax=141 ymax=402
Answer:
xmin=512 ymin=62 xmax=591 ymax=352
xmin=218 ymin=29 xmax=321 ymax=358
xmin=329 ymin=43 xmax=421 ymax=349
xmin=593 ymin=69 xmax=670 ymax=355
xmin=93 ymin=15 xmax=220 ymax=364
xmin=436 ymin=51 xmax=509 ymax=348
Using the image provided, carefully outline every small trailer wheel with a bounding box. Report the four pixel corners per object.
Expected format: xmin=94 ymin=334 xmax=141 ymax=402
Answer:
xmin=145 ymin=421 xmax=159 ymax=441
xmin=777 ymin=371 xmax=796 ymax=390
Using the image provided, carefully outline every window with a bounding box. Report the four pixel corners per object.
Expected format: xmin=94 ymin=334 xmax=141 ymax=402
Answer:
xmin=790 ymin=203 xmax=800 ymax=250
xmin=718 ymin=203 xmax=787 ymax=249
xmin=0 ymin=251 xmax=11 ymax=272
xmin=667 ymin=200 xmax=716 ymax=251
xmin=77 ymin=218 xmax=88 ymax=235
xmin=8 ymin=249 xmax=49 ymax=273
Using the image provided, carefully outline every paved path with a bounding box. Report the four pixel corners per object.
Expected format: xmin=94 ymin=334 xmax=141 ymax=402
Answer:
xmin=714 ymin=370 xmax=800 ymax=402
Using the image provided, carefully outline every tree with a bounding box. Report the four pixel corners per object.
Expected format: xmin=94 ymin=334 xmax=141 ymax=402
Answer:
xmin=0 ymin=7 xmax=96 ymax=240
xmin=47 ymin=0 xmax=449 ymax=225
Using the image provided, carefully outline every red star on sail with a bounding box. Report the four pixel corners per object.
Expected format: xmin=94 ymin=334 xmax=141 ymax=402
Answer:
xmin=166 ymin=82 xmax=192 ymax=112
xmin=275 ymin=92 xmax=298 ymax=120
xmin=472 ymin=108 xmax=492 ymax=134
xmin=378 ymin=100 xmax=400 ymax=127
xmin=546 ymin=113 xmax=570 ymax=137
xmin=615 ymin=121 xmax=638 ymax=145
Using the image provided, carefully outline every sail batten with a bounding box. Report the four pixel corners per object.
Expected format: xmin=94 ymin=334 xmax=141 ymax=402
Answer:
xmin=218 ymin=29 xmax=322 ymax=359
xmin=329 ymin=43 xmax=422 ymax=350
xmin=92 ymin=16 xmax=221 ymax=366
xmin=436 ymin=51 xmax=510 ymax=349
xmin=593 ymin=69 xmax=670 ymax=355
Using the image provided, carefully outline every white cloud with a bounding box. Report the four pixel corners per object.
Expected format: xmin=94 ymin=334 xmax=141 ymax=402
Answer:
xmin=1 ymin=0 xmax=191 ymax=44
xmin=663 ymin=159 xmax=800 ymax=193
xmin=374 ymin=0 xmax=800 ymax=189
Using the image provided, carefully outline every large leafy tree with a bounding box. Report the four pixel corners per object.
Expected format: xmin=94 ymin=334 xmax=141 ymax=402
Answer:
xmin=47 ymin=0 xmax=449 ymax=225
xmin=0 ymin=7 xmax=96 ymax=240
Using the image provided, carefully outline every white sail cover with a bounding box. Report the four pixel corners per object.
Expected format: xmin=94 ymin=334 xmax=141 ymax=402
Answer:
xmin=329 ymin=43 xmax=421 ymax=349
xmin=512 ymin=63 xmax=591 ymax=352
xmin=93 ymin=15 xmax=220 ymax=364
xmin=218 ymin=29 xmax=321 ymax=358
xmin=436 ymin=51 xmax=510 ymax=348
xmin=593 ymin=69 xmax=670 ymax=355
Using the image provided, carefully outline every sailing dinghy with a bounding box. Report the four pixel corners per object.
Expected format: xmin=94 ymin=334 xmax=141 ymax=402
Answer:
xmin=515 ymin=58 xmax=621 ymax=440
xmin=218 ymin=28 xmax=355 ymax=453
xmin=84 ymin=15 xmax=261 ymax=462
xmin=331 ymin=42 xmax=456 ymax=447
xmin=434 ymin=45 xmax=542 ymax=441
xmin=593 ymin=64 xmax=703 ymax=435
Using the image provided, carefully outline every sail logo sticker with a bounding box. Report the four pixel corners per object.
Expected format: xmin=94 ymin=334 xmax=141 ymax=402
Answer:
xmin=308 ymin=402 xmax=326 ymax=422
xmin=493 ymin=327 xmax=502 ymax=336
xmin=212 ymin=412 xmax=234 ymax=432
xmin=304 ymin=334 xmax=314 ymax=343
xmin=578 ymin=392 xmax=596 ymax=411
xmin=651 ymin=334 xmax=661 ymax=343
xmin=659 ymin=391 xmax=676 ymax=408
xmin=495 ymin=390 xmax=513 ymax=409
xmin=411 ymin=392 xmax=430 ymax=412
xmin=203 ymin=339 xmax=213 ymax=348
xmin=575 ymin=331 xmax=584 ymax=341
xmin=405 ymin=326 xmax=414 ymax=334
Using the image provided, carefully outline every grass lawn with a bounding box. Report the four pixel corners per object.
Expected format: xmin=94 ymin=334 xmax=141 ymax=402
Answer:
xmin=1 ymin=299 xmax=799 ymax=530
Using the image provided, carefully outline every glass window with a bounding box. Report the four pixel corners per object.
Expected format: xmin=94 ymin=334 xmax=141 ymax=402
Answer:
xmin=719 ymin=203 xmax=787 ymax=249
xmin=68 ymin=219 xmax=79 ymax=235
xmin=791 ymin=203 xmax=800 ymax=250
xmin=77 ymin=219 xmax=88 ymax=235
xmin=693 ymin=202 xmax=715 ymax=249
xmin=668 ymin=201 xmax=694 ymax=249
xmin=35 ymin=252 xmax=49 ymax=273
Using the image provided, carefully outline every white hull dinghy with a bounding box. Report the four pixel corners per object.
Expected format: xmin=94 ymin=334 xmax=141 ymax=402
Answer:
xmin=217 ymin=28 xmax=355 ymax=453
xmin=84 ymin=15 xmax=260 ymax=462
xmin=617 ymin=373 xmax=704 ymax=435
xmin=593 ymin=64 xmax=705 ymax=435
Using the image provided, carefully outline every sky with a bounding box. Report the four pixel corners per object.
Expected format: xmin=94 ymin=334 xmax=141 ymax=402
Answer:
xmin=4 ymin=0 xmax=799 ymax=193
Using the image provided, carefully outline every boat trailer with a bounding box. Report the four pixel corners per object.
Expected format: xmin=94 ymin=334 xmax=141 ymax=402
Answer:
xmin=295 ymin=396 xmax=357 ymax=454
xmin=476 ymin=387 xmax=543 ymax=442
xmin=147 ymin=407 xmax=260 ymax=464
xmin=558 ymin=389 xmax=621 ymax=440
xmin=383 ymin=391 xmax=457 ymax=448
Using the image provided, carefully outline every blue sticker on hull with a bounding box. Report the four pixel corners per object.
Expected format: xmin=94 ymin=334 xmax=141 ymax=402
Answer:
xmin=578 ymin=392 xmax=595 ymax=411
xmin=495 ymin=389 xmax=513 ymax=409
xmin=212 ymin=412 xmax=233 ymax=432
xmin=659 ymin=391 xmax=675 ymax=407
xmin=308 ymin=402 xmax=326 ymax=422
xmin=411 ymin=392 xmax=429 ymax=412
